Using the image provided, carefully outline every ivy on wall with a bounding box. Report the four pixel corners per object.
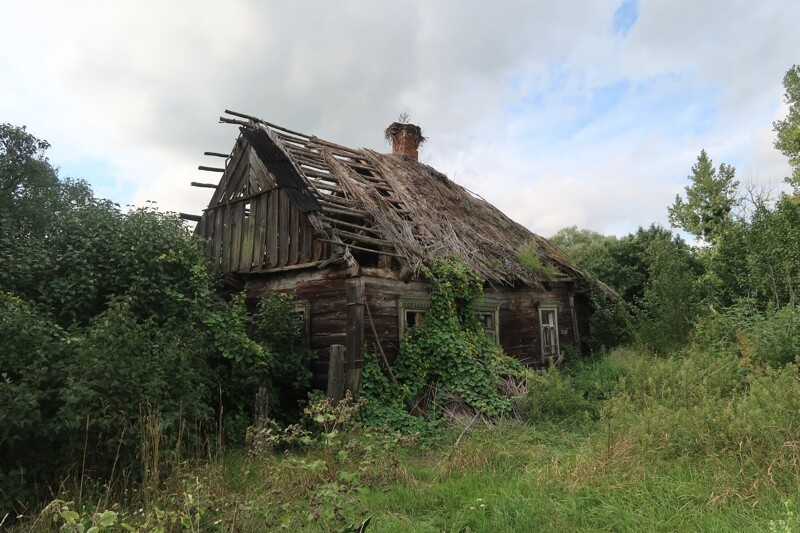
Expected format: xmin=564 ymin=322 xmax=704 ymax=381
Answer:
xmin=360 ymin=258 xmax=525 ymax=430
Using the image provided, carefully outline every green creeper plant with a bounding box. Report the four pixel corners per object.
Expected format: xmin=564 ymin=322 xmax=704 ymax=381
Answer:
xmin=361 ymin=258 xmax=525 ymax=431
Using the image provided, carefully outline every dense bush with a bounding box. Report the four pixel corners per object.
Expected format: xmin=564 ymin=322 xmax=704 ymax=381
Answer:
xmin=517 ymin=357 xmax=623 ymax=424
xmin=0 ymin=125 xmax=311 ymax=516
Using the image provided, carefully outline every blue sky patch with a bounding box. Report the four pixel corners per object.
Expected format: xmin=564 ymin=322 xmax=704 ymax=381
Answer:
xmin=613 ymin=0 xmax=639 ymax=38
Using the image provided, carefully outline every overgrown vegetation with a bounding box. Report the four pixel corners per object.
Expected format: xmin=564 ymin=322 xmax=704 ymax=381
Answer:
xmin=0 ymin=125 xmax=311 ymax=517
xmin=360 ymin=257 xmax=525 ymax=433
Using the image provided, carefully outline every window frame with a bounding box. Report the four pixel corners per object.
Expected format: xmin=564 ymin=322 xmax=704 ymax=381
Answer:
xmin=397 ymin=297 xmax=500 ymax=341
xmin=538 ymin=302 xmax=560 ymax=359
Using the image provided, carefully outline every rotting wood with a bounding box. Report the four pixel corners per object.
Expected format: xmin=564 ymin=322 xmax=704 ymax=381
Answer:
xmin=198 ymin=165 xmax=225 ymax=172
xmin=346 ymin=277 xmax=365 ymax=374
xmin=231 ymin=202 xmax=244 ymax=271
xmin=308 ymin=181 xmax=343 ymax=194
xmin=208 ymin=137 xmax=247 ymax=206
xmin=179 ymin=213 xmax=201 ymax=222
xmin=212 ymin=207 xmax=224 ymax=274
xmin=239 ymin=200 xmax=256 ymax=272
xmin=224 ymin=109 xmax=311 ymax=140
xmin=204 ymin=151 xmax=229 ymax=158
xmin=364 ymin=299 xmax=413 ymax=408
xmin=204 ymin=186 xmax=279 ymax=211
xmin=317 ymin=202 xmax=368 ymax=217
xmin=254 ymin=260 xmax=330 ymax=274
xmin=327 ymin=344 xmax=345 ymax=402
xmin=191 ymin=182 xmax=218 ymax=188
xmin=331 ymin=228 xmax=393 ymax=248
xmin=278 ymin=191 xmax=290 ymax=267
xmin=307 ymin=136 xmax=364 ymax=156
xmin=219 ymin=117 xmax=251 ymax=128
xmin=320 ymin=216 xmax=381 ymax=235
xmin=267 ymin=190 xmax=278 ymax=267
xmin=317 ymin=194 xmax=358 ymax=208
xmin=255 ymin=195 xmax=267 ymax=269
xmin=318 ymin=239 xmax=404 ymax=258
xmin=290 ymin=206 xmax=300 ymax=263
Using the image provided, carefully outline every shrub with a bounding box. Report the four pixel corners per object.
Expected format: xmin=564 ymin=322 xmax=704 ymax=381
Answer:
xmin=517 ymin=367 xmax=595 ymax=423
xmin=692 ymin=301 xmax=800 ymax=368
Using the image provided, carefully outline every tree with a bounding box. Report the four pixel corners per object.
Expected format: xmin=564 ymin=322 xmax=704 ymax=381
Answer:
xmin=773 ymin=65 xmax=800 ymax=189
xmin=668 ymin=150 xmax=739 ymax=244
xmin=549 ymin=225 xmax=614 ymax=265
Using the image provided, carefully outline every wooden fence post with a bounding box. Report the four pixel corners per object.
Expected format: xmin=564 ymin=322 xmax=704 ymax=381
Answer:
xmin=327 ymin=344 xmax=345 ymax=402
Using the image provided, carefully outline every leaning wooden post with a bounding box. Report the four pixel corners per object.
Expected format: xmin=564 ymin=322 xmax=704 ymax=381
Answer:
xmin=327 ymin=344 xmax=345 ymax=402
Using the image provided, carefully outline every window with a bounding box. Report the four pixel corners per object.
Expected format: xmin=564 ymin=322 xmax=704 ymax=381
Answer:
xmin=397 ymin=298 xmax=431 ymax=338
xmin=474 ymin=302 xmax=500 ymax=342
xmin=397 ymin=298 xmax=500 ymax=341
xmin=292 ymin=299 xmax=311 ymax=348
xmin=539 ymin=303 xmax=560 ymax=359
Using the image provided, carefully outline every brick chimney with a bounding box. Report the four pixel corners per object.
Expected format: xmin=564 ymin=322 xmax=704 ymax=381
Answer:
xmin=385 ymin=122 xmax=425 ymax=161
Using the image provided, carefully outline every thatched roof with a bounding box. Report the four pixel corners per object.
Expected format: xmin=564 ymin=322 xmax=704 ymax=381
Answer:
xmin=209 ymin=110 xmax=589 ymax=288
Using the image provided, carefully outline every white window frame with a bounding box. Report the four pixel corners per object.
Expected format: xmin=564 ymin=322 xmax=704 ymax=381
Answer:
xmin=539 ymin=302 xmax=560 ymax=359
xmin=397 ymin=298 xmax=500 ymax=341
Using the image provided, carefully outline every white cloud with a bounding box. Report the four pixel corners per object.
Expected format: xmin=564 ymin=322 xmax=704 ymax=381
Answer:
xmin=0 ymin=0 xmax=797 ymax=236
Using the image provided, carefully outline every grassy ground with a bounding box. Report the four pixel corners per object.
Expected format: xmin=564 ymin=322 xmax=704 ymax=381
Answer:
xmin=201 ymin=423 xmax=788 ymax=532
xmin=20 ymin=347 xmax=800 ymax=532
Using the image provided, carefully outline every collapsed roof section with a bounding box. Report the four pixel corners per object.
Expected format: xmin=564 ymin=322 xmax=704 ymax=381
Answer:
xmin=193 ymin=110 xmax=588 ymax=288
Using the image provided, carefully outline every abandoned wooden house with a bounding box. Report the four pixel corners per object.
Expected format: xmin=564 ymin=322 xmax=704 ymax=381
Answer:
xmin=187 ymin=110 xmax=595 ymax=389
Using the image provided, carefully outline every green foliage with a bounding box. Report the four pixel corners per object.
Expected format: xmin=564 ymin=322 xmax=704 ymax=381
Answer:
xmin=552 ymin=224 xmax=704 ymax=353
xmin=668 ymin=149 xmax=739 ymax=243
xmin=584 ymin=275 xmax=632 ymax=352
xmin=773 ymin=64 xmax=800 ymax=188
xmin=692 ymin=301 xmax=800 ymax=368
xmin=361 ymin=258 xmax=525 ymax=431
xmin=517 ymin=357 xmax=623 ymax=424
xmin=516 ymin=241 xmax=558 ymax=278
xmin=549 ymin=225 xmax=615 ymax=266
xmin=247 ymin=292 xmax=314 ymax=420
xmin=0 ymin=125 xmax=313 ymax=515
xmin=517 ymin=368 xmax=596 ymax=423
xmin=634 ymin=234 xmax=706 ymax=353
xmin=710 ymin=195 xmax=800 ymax=308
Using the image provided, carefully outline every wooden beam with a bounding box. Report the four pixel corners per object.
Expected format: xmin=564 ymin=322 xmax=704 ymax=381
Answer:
xmin=179 ymin=213 xmax=201 ymax=222
xmin=318 ymin=239 xmax=403 ymax=258
xmin=317 ymin=201 xmax=368 ymax=217
xmin=191 ymin=181 xmax=218 ymax=188
xmin=331 ymin=228 xmax=393 ymax=248
xmin=219 ymin=116 xmax=251 ymax=128
xmin=198 ymin=165 xmax=225 ymax=173
xmin=320 ymin=215 xmax=381 ymax=235
xmin=224 ymin=109 xmax=311 ymax=140
xmin=204 ymin=151 xmax=229 ymax=158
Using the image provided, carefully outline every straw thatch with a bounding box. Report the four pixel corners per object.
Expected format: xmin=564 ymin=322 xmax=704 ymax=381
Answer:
xmin=212 ymin=110 xmax=591 ymax=288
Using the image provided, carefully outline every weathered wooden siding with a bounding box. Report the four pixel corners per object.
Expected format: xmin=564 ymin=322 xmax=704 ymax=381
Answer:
xmin=486 ymin=284 xmax=578 ymax=365
xmin=244 ymin=267 xmax=583 ymax=389
xmin=362 ymin=271 xmax=430 ymax=365
xmin=363 ymin=272 xmax=580 ymax=366
xmin=201 ymin=189 xmax=324 ymax=274
xmin=196 ymin=137 xmax=328 ymax=275
xmin=246 ymin=268 xmax=349 ymax=388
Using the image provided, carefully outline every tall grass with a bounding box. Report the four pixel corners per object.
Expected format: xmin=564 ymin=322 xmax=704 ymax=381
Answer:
xmin=19 ymin=304 xmax=800 ymax=531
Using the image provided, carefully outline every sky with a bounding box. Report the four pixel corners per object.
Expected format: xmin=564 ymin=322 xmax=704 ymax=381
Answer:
xmin=1 ymin=0 xmax=797 ymax=238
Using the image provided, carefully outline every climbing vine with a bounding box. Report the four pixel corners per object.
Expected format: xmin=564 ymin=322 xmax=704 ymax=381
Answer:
xmin=361 ymin=258 xmax=525 ymax=431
